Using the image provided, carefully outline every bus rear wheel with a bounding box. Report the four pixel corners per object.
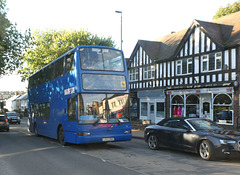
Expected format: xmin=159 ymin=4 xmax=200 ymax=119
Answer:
xmin=58 ymin=126 xmax=66 ymax=146
xmin=34 ymin=123 xmax=39 ymax=137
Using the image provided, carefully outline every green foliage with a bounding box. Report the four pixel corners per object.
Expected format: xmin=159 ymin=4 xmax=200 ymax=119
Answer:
xmin=19 ymin=29 xmax=115 ymax=80
xmin=213 ymin=1 xmax=240 ymax=19
xmin=0 ymin=108 xmax=8 ymax=114
xmin=0 ymin=0 xmax=30 ymax=75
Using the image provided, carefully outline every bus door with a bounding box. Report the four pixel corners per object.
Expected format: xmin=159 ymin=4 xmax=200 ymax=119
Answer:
xmin=64 ymin=96 xmax=78 ymax=143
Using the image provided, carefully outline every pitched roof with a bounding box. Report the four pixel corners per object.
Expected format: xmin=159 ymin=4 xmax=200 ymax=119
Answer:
xmin=131 ymin=11 xmax=240 ymax=62
xmin=134 ymin=29 xmax=187 ymax=62
xmin=211 ymin=11 xmax=240 ymax=47
xmin=194 ymin=20 xmax=225 ymax=46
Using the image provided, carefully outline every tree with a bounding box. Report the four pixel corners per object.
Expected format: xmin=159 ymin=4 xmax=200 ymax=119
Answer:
xmin=19 ymin=29 xmax=115 ymax=80
xmin=213 ymin=1 xmax=240 ymax=19
xmin=0 ymin=0 xmax=30 ymax=75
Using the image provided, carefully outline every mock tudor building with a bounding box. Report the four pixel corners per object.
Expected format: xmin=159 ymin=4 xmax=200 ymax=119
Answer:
xmin=128 ymin=11 xmax=240 ymax=130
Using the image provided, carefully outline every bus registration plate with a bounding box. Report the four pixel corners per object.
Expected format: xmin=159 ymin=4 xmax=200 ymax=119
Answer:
xmin=102 ymin=137 xmax=114 ymax=142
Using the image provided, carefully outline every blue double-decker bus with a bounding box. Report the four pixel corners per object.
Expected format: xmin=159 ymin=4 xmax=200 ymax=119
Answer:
xmin=28 ymin=46 xmax=131 ymax=145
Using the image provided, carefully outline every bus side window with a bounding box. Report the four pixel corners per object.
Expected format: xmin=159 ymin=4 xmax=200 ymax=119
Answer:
xmin=39 ymin=103 xmax=45 ymax=120
xmin=55 ymin=57 xmax=64 ymax=78
xmin=45 ymin=103 xmax=50 ymax=120
xmin=29 ymin=77 xmax=34 ymax=89
xmin=65 ymin=53 xmax=74 ymax=74
xmin=67 ymin=97 xmax=76 ymax=121
xmin=39 ymin=69 xmax=46 ymax=85
xmin=33 ymin=72 xmax=39 ymax=87
xmin=46 ymin=64 xmax=54 ymax=82
xmin=35 ymin=104 xmax=39 ymax=118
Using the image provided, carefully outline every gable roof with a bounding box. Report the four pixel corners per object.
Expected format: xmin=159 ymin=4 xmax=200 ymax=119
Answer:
xmin=130 ymin=11 xmax=240 ymax=62
xmin=211 ymin=10 xmax=240 ymax=47
xmin=131 ymin=29 xmax=187 ymax=62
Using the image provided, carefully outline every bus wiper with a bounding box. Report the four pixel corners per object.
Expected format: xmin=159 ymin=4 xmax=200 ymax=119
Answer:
xmin=93 ymin=117 xmax=100 ymax=126
xmin=116 ymin=118 xmax=122 ymax=125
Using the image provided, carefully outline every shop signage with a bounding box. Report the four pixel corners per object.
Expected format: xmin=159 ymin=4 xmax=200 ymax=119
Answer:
xmin=168 ymin=87 xmax=233 ymax=95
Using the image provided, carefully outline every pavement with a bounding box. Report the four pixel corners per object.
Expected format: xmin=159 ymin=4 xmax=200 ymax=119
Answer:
xmin=132 ymin=130 xmax=144 ymax=140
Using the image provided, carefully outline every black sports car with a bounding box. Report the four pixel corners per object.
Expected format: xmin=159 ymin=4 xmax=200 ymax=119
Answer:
xmin=144 ymin=117 xmax=240 ymax=160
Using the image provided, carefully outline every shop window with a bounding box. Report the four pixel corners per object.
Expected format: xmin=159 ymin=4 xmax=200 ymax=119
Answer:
xmin=141 ymin=102 xmax=147 ymax=117
xmin=171 ymin=95 xmax=184 ymax=117
xmin=213 ymin=94 xmax=233 ymax=124
xmin=130 ymin=98 xmax=138 ymax=120
xmin=157 ymin=103 xmax=164 ymax=119
xmin=203 ymin=102 xmax=210 ymax=113
xmin=186 ymin=95 xmax=199 ymax=118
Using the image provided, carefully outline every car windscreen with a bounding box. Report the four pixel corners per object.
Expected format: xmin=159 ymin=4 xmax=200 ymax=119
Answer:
xmin=187 ymin=119 xmax=222 ymax=130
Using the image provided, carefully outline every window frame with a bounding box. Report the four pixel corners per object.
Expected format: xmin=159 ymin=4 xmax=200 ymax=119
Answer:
xmin=129 ymin=68 xmax=139 ymax=82
xmin=176 ymin=58 xmax=192 ymax=76
xmin=201 ymin=52 xmax=222 ymax=72
xmin=143 ymin=65 xmax=155 ymax=80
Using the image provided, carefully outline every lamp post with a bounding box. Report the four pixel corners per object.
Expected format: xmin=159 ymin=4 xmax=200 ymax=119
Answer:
xmin=115 ymin=10 xmax=122 ymax=50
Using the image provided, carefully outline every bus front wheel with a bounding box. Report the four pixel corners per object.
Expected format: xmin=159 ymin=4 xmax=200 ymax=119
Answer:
xmin=58 ymin=126 xmax=66 ymax=146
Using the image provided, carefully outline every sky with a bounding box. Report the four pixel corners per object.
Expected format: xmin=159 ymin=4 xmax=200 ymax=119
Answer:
xmin=0 ymin=0 xmax=237 ymax=91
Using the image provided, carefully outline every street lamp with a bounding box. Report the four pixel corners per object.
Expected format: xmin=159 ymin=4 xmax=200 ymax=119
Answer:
xmin=115 ymin=10 xmax=122 ymax=50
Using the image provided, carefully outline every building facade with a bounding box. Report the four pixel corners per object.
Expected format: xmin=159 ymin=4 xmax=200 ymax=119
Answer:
xmin=128 ymin=12 xmax=240 ymax=130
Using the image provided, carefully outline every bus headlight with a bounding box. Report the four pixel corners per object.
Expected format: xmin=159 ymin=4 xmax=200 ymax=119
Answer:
xmin=78 ymin=132 xmax=91 ymax=136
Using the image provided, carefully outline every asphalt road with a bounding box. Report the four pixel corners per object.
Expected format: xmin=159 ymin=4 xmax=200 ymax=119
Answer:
xmin=1 ymin=118 xmax=240 ymax=175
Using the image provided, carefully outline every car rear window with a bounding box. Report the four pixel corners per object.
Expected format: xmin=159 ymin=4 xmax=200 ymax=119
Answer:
xmin=0 ymin=116 xmax=5 ymax=121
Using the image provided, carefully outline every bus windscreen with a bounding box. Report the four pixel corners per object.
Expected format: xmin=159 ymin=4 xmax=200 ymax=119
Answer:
xmin=79 ymin=47 xmax=124 ymax=71
xmin=78 ymin=93 xmax=129 ymax=124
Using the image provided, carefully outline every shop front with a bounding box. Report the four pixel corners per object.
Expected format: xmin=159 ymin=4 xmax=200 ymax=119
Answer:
xmin=138 ymin=89 xmax=165 ymax=124
xmin=168 ymin=87 xmax=234 ymax=126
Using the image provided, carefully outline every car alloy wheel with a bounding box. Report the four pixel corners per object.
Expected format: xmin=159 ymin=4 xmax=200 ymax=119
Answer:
xmin=148 ymin=134 xmax=159 ymax=150
xmin=199 ymin=140 xmax=214 ymax=160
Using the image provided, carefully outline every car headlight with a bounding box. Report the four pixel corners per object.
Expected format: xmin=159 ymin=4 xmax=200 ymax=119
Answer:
xmin=220 ymin=139 xmax=236 ymax=144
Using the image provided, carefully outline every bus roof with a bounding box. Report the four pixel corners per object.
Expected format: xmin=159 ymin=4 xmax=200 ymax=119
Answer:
xmin=29 ymin=45 xmax=121 ymax=78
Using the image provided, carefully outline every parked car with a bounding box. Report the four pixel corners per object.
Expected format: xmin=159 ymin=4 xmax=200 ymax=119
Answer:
xmin=0 ymin=114 xmax=9 ymax=131
xmin=6 ymin=112 xmax=21 ymax=124
xmin=144 ymin=117 xmax=240 ymax=160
